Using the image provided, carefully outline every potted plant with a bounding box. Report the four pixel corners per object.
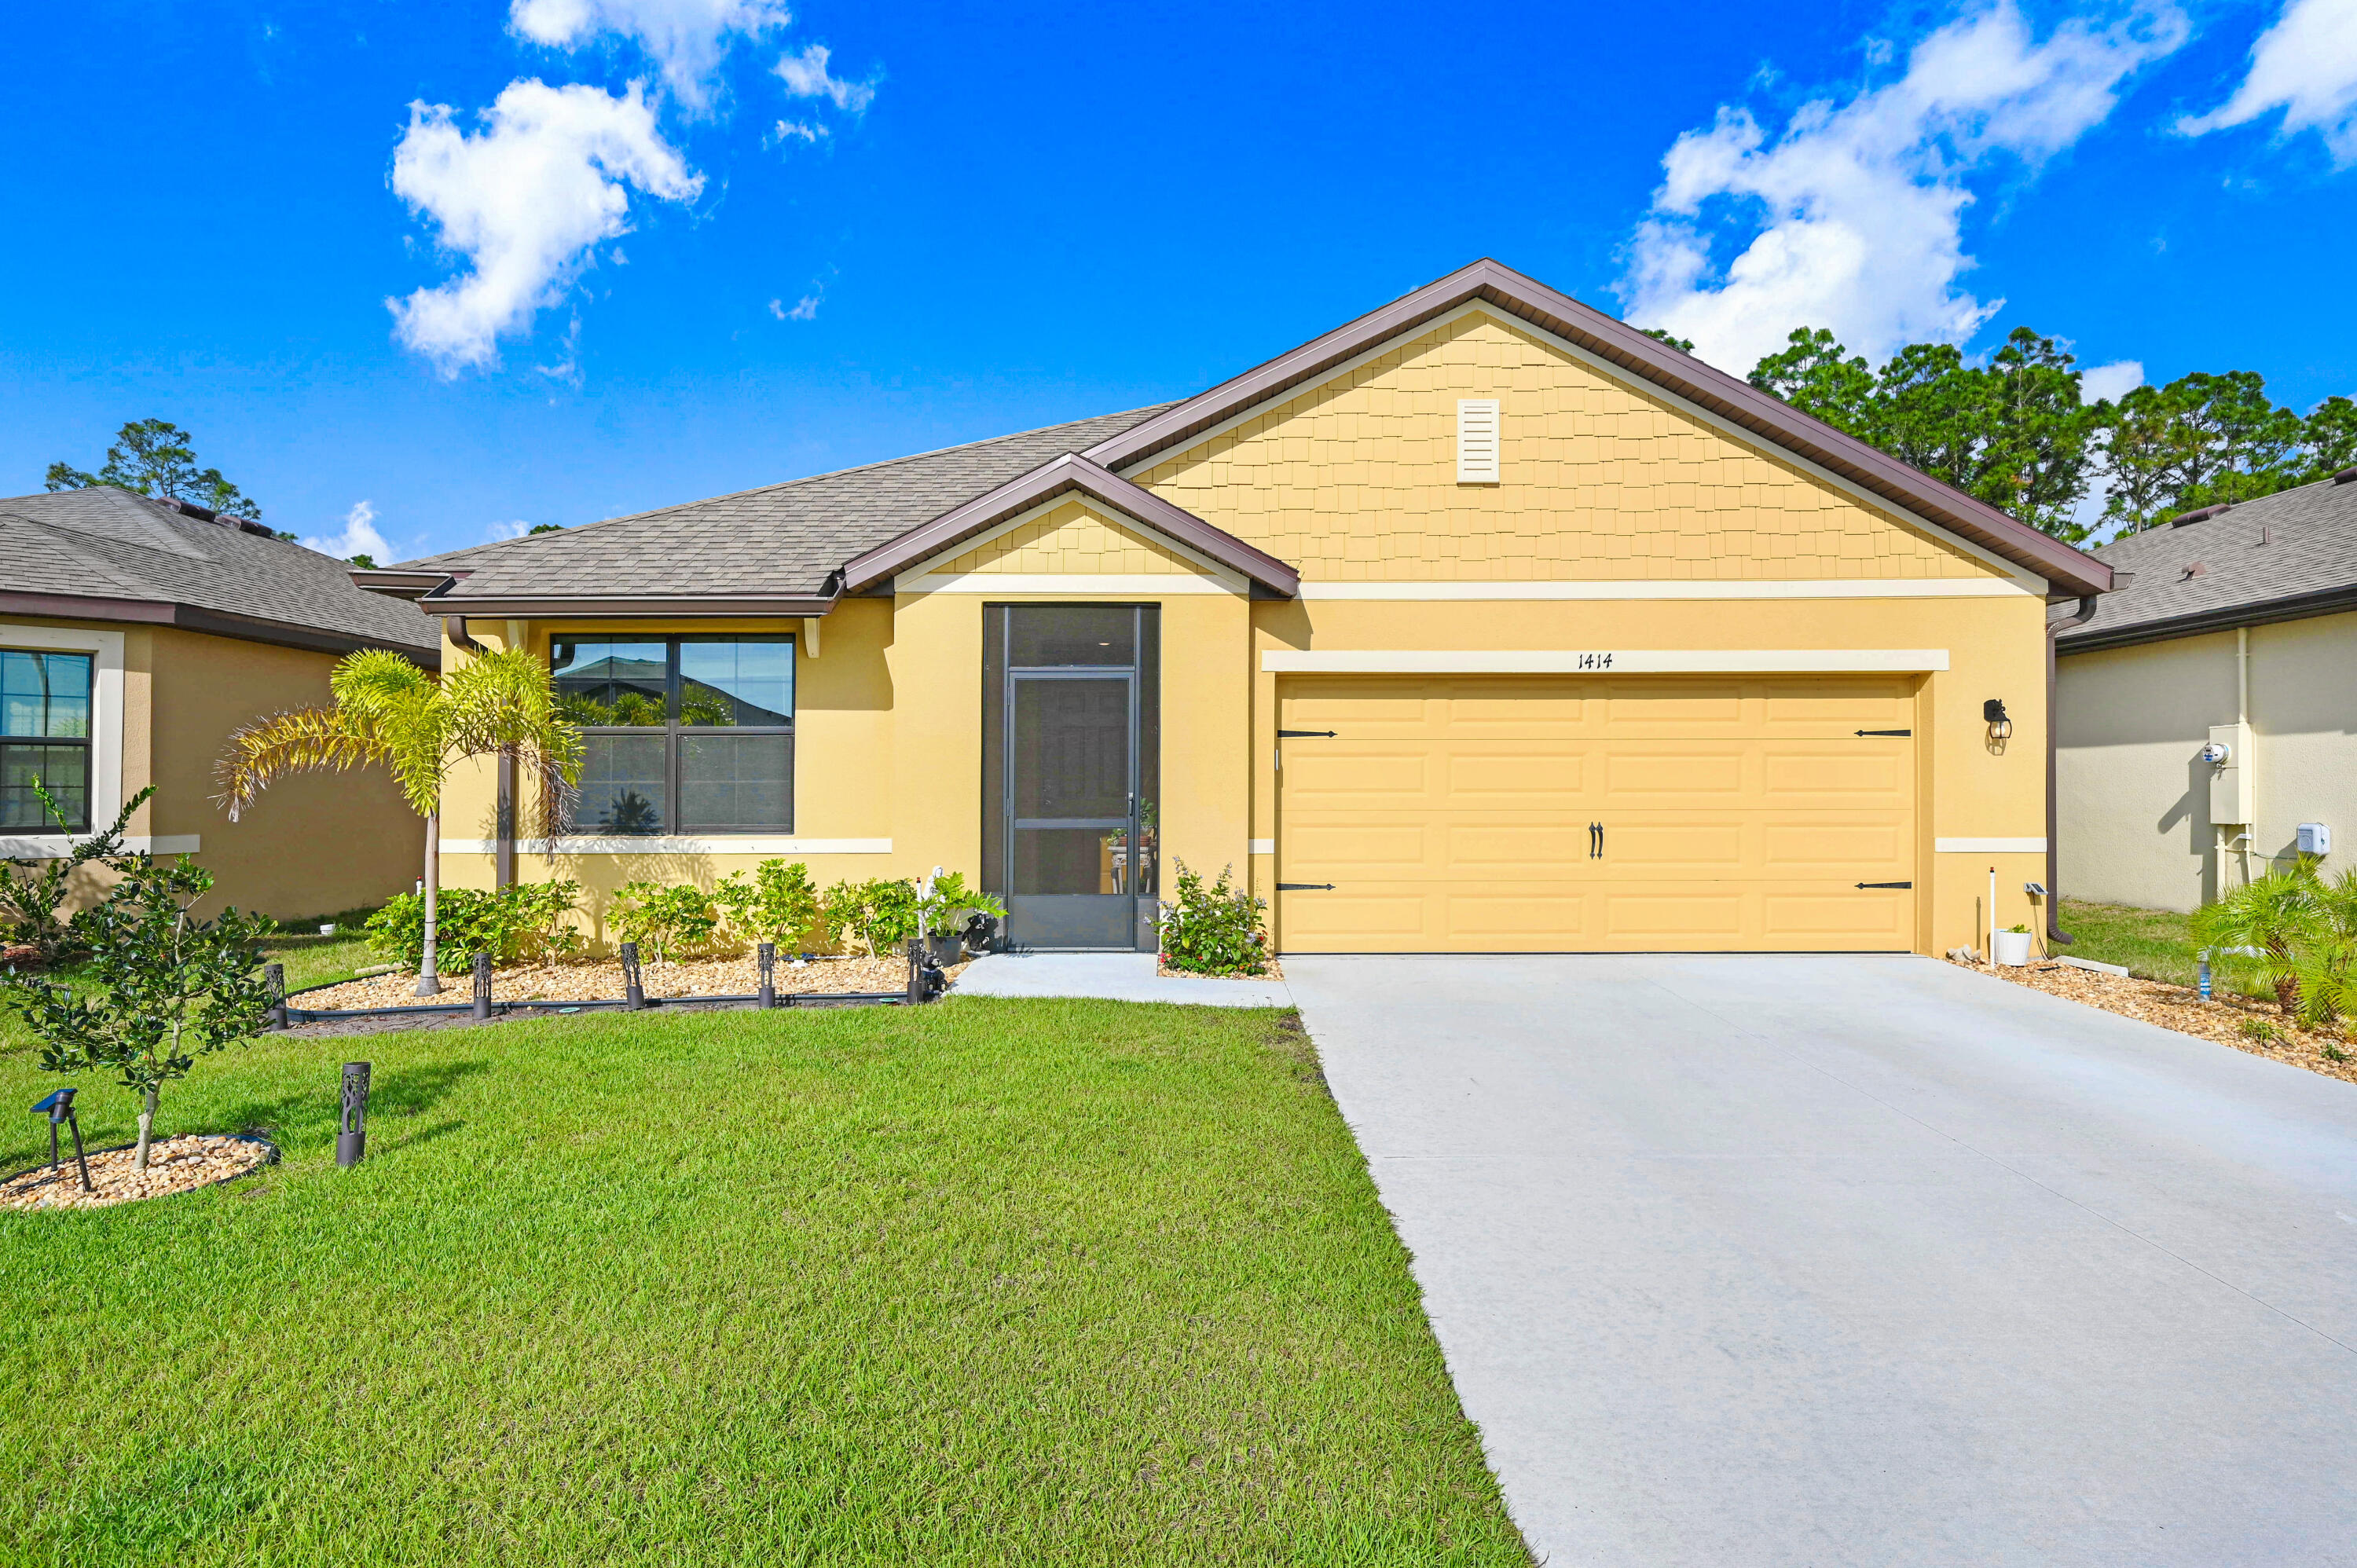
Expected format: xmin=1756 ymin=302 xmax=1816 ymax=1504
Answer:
xmin=1992 ymin=923 xmax=2034 ymax=967
xmin=917 ymin=871 xmax=1006 ymax=963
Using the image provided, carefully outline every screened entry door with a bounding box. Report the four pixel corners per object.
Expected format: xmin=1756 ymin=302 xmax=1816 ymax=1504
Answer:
xmin=987 ymin=606 xmax=1160 ymax=951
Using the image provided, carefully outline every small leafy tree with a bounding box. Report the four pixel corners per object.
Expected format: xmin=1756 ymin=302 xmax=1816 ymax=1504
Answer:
xmin=1 ymin=858 xmax=275 ymax=1171
xmin=715 ymin=859 xmax=827 ymax=950
xmin=1 ymin=785 xmax=153 ymax=967
xmin=822 ymin=878 xmax=920 ymax=958
xmin=363 ymin=881 xmax=581 ymax=968
xmin=1158 ymin=862 xmax=1270 ymax=977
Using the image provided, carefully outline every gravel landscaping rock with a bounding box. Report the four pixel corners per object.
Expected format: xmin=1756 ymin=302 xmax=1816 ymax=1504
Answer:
xmin=1 ymin=1134 xmax=275 ymax=1211
xmin=1962 ymin=958 xmax=2357 ymax=1086
xmin=295 ymin=951 xmax=969 ymax=1012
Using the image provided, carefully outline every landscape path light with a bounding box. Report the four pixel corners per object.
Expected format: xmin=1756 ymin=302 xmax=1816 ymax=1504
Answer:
xmin=621 ymin=943 xmax=645 ymax=1009
xmin=31 ymin=1087 xmax=92 ymax=1192
xmin=338 ymin=1061 xmax=371 ymax=1168
xmin=758 ymin=943 xmax=776 ymax=1009
xmin=471 ymin=952 xmax=493 ymax=1023
xmin=266 ymin=962 xmax=287 ymax=1031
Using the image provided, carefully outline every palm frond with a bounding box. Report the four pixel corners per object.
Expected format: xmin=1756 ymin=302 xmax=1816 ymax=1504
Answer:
xmin=214 ymin=708 xmax=385 ymax=821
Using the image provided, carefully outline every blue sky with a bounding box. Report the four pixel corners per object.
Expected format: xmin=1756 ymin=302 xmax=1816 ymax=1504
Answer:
xmin=2 ymin=0 xmax=2352 ymax=562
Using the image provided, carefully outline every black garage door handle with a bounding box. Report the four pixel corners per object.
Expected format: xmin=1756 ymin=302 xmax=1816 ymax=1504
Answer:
xmin=1277 ymin=882 xmax=1336 ymax=892
xmin=1856 ymin=881 xmax=1914 ymax=889
xmin=1277 ymin=729 xmax=1336 ymax=738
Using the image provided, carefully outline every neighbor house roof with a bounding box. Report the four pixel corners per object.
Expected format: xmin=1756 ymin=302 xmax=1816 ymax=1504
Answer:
xmin=0 ymin=486 xmax=442 ymax=658
xmin=2055 ymin=474 xmax=2357 ymax=652
xmin=382 ymin=258 xmax=2112 ymax=612
xmin=394 ymin=405 xmax=1175 ymax=616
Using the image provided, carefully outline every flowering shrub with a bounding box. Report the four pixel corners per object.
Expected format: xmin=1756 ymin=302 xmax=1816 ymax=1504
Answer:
xmin=1158 ymin=862 xmax=1270 ymax=976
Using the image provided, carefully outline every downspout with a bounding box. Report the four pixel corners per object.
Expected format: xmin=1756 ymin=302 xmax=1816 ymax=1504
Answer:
xmin=2236 ymin=626 xmax=2253 ymax=888
xmin=2046 ymin=591 xmax=2101 ymax=946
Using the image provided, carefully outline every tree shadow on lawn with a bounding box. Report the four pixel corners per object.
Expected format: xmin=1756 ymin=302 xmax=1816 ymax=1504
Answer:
xmin=216 ymin=1059 xmax=489 ymax=1159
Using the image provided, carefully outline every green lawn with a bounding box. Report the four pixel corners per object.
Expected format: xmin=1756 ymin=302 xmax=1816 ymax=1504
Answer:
xmin=2055 ymin=896 xmax=2221 ymax=991
xmin=0 ymin=998 xmax=1526 ymax=1566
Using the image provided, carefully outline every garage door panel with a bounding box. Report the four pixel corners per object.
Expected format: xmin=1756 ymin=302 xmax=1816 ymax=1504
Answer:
xmin=1278 ymin=676 xmax=1917 ymax=953
xmin=1761 ymin=749 xmax=1908 ymax=800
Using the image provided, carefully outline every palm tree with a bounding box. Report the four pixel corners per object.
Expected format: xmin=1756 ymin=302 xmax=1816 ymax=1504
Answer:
xmin=216 ymin=648 xmax=581 ymax=995
xmin=2190 ymin=865 xmax=2320 ymax=1019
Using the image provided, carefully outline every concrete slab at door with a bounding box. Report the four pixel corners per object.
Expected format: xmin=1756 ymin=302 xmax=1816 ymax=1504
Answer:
xmin=1288 ymin=952 xmax=2357 ymax=1567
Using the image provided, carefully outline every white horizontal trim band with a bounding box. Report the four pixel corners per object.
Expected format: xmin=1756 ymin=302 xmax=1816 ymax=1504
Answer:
xmin=1262 ymin=648 xmax=1950 ymax=674
xmin=0 ymin=833 xmax=202 ymax=860
xmin=1248 ymin=838 xmax=1275 ymax=855
xmin=442 ymin=837 xmax=893 ymax=855
xmin=1297 ymin=578 xmax=2026 ymax=600
xmin=900 ymin=572 xmax=1241 ymax=595
xmin=1935 ymin=837 xmax=2048 ymax=853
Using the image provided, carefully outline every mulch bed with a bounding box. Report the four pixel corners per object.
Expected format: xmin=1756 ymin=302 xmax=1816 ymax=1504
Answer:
xmin=1156 ymin=958 xmax=1286 ymax=981
xmin=1 ymin=1134 xmax=275 ymax=1211
xmin=295 ymin=951 xmax=970 ymax=1013
xmin=1961 ymin=958 xmax=2357 ymax=1087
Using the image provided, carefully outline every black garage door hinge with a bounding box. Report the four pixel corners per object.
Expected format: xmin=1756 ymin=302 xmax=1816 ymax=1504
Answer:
xmin=1277 ymin=882 xmax=1336 ymax=892
xmin=1277 ymin=729 xmax=1336 ymax=738
xmin=1854 ymin=728 xmax=1912 ymax=736
xmin=1856 ymin=881 xmax=1914 ymax=889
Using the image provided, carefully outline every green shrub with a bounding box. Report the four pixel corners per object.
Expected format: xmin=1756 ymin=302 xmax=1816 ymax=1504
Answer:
xmin=2191 ymin=860 xmax=2357 ymax=1024
xmin=714 ymin=860 xmax=827 ymax=951
xmin=363 ymin=880 xmax=582 ymax=969
xmin=918 ymin=871 xmax=1006 ymax=943
xmin=610 ymin=881 xmax=724 ymax=962
xmin=823 ymin=877 xmax=919 ymax=958
xmin=1158 ymin=861 xmax=1269 ymax=977
xmin=0 ymin=784 xmax=152 ymax=967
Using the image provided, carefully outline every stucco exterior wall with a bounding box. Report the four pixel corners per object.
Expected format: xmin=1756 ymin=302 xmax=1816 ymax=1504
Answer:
xmin=2058 ymin=612 xmax=2357 ymax=912
xmin=1132 ymin=309 xmax=2002 ymax=584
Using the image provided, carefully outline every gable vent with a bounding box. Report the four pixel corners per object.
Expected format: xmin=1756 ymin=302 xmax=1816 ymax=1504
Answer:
xmin=1457 ymin=399 xmax=1501 ymax=484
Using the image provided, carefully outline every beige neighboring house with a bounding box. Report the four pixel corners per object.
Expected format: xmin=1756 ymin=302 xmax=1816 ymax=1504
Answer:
xmin=2057 ymin=472 xmax=2357 ymax=911
xmin=0 ymin=485 xmax=442 ymax=920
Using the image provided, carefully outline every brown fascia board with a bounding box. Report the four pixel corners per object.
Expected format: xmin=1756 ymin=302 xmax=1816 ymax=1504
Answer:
xmin=415 ymin=592 xmax=841 ymax=618
xmin=840 ymin=453 xmax=1301 ymax=595
xmin=2058 ymin=581 xmax=2357 ymax=654
xmin=1083 ymin=258 xmax=2112 ymax=598
xmin=0 ymin=590 xmax=442 ymax=665
xmin=351 ymin=568 xmax=456 ymax=599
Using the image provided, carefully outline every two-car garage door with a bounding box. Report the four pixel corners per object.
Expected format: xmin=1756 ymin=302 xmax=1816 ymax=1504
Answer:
xmin=1275 ymin=676 xmax=1919 ymax=952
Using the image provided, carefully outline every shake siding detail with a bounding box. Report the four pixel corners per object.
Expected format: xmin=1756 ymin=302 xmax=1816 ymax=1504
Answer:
xmin=936 ymin=500 xmax=1197 ymax=577
xmin=1133 ymin=313 xmax=1999 ymax=584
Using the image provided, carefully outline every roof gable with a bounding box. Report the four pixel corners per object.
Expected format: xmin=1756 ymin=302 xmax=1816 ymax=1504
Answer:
xmin=1085 ymin=259 xmax=2109 ymax=597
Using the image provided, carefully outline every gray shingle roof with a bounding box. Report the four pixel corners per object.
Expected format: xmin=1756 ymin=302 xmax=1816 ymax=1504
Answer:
xmin=0 ymin=486 xmax=441 ymax=654
xmin=2057 ymin=478 xmax=2357 ymax=650
xmin=402 ymin=405 xmax=1175 ymax=599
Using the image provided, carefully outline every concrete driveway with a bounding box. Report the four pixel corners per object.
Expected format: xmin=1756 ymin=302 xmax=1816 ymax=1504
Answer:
xmin=1284 ymin=954 xmax=2357 ymax=1567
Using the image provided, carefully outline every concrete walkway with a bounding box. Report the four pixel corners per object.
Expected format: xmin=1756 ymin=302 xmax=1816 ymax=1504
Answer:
xmin=1285 ymin=953 xmax=2357 ymax=1567
xmin=949 ymin=951 xmax=1294 ymax=1008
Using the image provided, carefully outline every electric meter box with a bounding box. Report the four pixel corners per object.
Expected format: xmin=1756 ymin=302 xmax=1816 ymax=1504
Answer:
xmin=2208 ymin=723 xmax=2254 ymax=824
xmin=2298 ymin=822 xmax=2331 ymax=855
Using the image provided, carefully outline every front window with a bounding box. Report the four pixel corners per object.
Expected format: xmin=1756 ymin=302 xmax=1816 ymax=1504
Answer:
xmin=552 ymin=636 xmax=793 ymax=834
xmin=1 ymin=650 xmax=93 ymax=831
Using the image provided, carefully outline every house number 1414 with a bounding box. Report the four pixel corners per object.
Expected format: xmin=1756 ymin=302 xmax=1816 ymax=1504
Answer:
xmin=1576 ymin=652 xmax=1615 ymax=669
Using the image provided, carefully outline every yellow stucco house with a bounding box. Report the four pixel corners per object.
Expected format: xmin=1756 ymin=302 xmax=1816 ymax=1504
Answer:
xmin=365 ymin=261 xmax=2110 ymax=958
xmin=2 ymin=485 xmax=440 ymax=920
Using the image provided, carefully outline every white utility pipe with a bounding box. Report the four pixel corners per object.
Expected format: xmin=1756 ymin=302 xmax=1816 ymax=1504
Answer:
xmin=2237 ymin=628 xmax=2254 ymax=885
xmin=1988 ymin=865 xmax=1997 ymax=965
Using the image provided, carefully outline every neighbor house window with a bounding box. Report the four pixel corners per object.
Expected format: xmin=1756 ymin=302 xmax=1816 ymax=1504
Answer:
xmin=552 ymin=636 xmax=793 ymax=835
xmin=1 ymin=650 xmax=94 ymax=831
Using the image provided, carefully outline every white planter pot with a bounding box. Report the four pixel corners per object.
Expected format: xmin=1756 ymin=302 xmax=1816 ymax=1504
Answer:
xmin=1992 ymin=929 xmax=2033 ymax=967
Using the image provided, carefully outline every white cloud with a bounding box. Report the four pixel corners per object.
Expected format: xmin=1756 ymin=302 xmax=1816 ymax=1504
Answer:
xmin=510 ymin=0 xmax=790 ymax=108
xmin=775 ymin=43 xmax=876 ymax=112
xmin=387 ymin=80 xmax=702 ymax=376
xmin=2179 ymin=0 xmax=2357 ymax=164
xmin=772 ymin=117 xmax=827 ymax=144
xmin=302 ymin=500 xmax=394 ymax=562
xmin=769 ymin=290 xmax=819 ymax=321
xmin=2080 ymin=358 xmax=2145 ymax=403
xmin=487 ymin=518 xmax=540 ymax=540
xmin=1622 ymin=3 xmax=2187 ymax=373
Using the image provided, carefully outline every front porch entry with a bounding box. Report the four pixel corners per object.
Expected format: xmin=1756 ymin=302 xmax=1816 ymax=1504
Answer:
xmin=984 ymin=603 xmax=1160 ymax=951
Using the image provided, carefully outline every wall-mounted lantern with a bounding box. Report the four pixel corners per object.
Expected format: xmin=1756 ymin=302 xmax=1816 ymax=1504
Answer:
xmin=31 ymin=1087 xmax=92 ymax=1192
xmin=338 ymin=1061 xmax=371 ymax=1168
xmin=1983 ymin=698 xmax=2013 ymax=743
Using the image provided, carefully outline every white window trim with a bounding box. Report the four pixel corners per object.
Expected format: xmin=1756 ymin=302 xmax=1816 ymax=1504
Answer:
xmin=0 ymin=624 xmax=128 ymax=857
xmin=1260 ymin=648 xmax=1950 ymax=674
